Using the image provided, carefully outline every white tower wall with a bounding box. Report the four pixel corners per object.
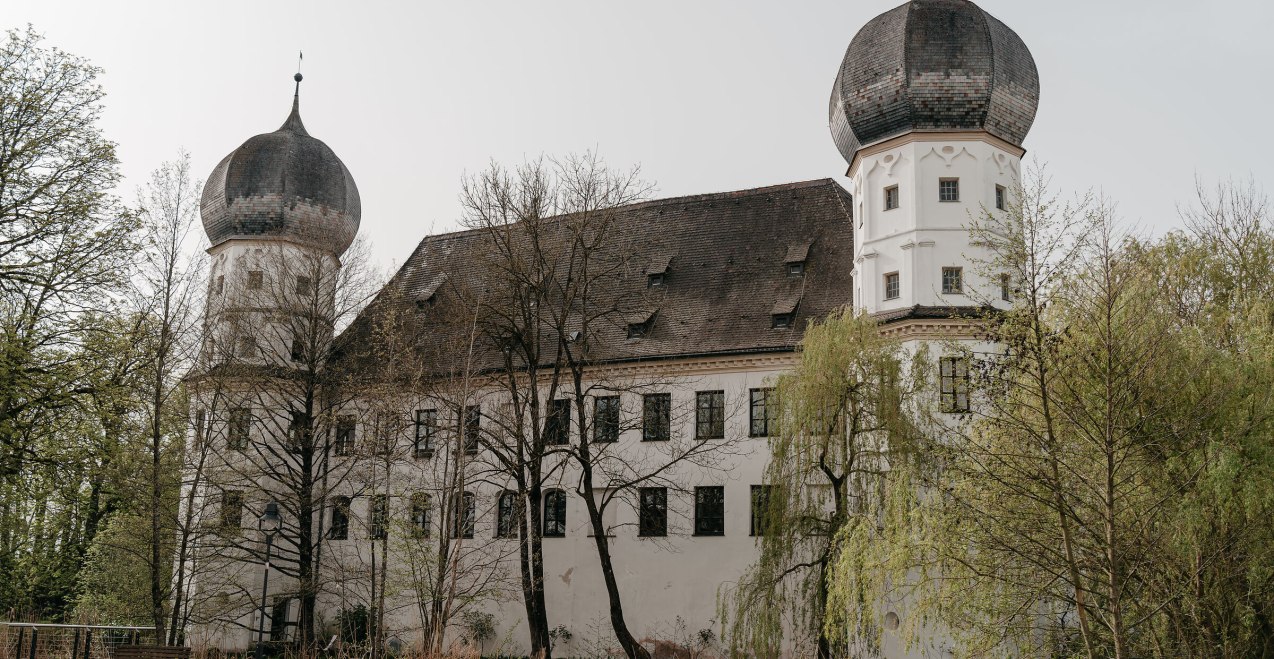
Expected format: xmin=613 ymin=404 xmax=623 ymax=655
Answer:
xmin=849 ymin=136 xmax=1021 ymax=317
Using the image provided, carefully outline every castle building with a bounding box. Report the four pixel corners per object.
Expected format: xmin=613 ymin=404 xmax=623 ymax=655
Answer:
xmin=186 ymin=1 xmax=1038 ymax=655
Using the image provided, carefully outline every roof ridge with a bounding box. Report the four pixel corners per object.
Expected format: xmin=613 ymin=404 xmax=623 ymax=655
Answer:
xmin=407 ymin=178 xmax=846 ymax=247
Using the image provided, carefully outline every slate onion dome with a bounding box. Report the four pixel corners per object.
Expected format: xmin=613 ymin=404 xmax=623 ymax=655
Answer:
xmin=828 ymin=0 xmax=1040 ymax=166
xmin=200 ymin=73 xmax=361 ymax=256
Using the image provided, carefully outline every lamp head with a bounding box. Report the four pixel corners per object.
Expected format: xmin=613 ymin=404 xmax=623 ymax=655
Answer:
xmin=259 ymin=501 xmax=282 ymax=535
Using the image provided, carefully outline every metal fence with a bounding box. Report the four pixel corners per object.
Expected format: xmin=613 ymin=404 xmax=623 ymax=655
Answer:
xmin=0 ymin=623 xmax=158 ymax=659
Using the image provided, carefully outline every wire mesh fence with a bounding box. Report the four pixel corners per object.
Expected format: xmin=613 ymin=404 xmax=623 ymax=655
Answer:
xmin=0 ymin=622 xmax=158 ymax=659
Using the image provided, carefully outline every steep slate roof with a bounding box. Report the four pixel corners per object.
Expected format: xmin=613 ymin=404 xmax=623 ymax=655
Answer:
xmin=339 ymin=179 xmax=854 ymax=375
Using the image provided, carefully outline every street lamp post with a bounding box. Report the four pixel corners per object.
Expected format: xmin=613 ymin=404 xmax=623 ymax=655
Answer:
xmin=254 ymin=501 xmax=282 ymax=659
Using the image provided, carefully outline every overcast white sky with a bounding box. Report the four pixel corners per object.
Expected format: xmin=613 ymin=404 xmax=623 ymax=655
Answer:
xmin=10 ymin=0 xmax=1274 ymax=268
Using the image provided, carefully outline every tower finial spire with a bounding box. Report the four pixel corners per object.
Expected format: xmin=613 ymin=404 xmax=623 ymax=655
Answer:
xmin=281 ymin=52 xmax=308 ymax=135
xmin=294 ymin=51 xmax=303 ymax=97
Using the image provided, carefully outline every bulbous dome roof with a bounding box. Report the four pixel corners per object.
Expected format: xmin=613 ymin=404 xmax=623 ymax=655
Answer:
xmin=201 ymin=82 xmax=360 ymax=255
xmin=829 ymin=0 xmax=1039 ymax=166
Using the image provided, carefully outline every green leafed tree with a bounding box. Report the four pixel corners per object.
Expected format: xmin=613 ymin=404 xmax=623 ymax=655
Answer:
xmin=722 ymin=308 xmax=929 ymax=659
xmin=888 ymin=168 xmax=1270 ymax=658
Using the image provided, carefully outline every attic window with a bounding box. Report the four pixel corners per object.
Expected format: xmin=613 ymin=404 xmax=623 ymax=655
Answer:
xmin=645 ymin=255 xmax=671 ymax=288
xmin=627 ymin=310 xmax=656 ymax=339
xmin=784 ymin=242 xmax=811 ymax=277
xmin=415 ymin=274 xmax=448 ymax=311
xmin=771 ymin=294 xmax=801 ymax=330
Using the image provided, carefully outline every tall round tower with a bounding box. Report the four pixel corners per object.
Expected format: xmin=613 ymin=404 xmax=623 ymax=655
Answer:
xmin=829 ymin=0 xmax=1038 ymax=320
xmin=200 ymin=74 xmax=361 ymax=365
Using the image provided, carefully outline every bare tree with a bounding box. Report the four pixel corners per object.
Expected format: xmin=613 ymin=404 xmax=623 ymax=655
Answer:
xmin=190 ymin=238 xmax=380 ymax=649
xmin=450 ymin=154 xmax=742 ymax=659
xmin=124 ymin=150 xmax=206 ymax=643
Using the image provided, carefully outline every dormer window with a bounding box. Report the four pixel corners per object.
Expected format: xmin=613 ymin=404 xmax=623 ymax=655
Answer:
xmin=784 ymin=242 xmax=812 ymax=279
xmin=627 ymin=310 xmax=656 ymax=339
xmin=645 ymin=255 xmax=671 ymax=289
xmin=771 ymin=294 xmax=800 ymax=330
xmin=415 ymin=274 xmax=448 ymax=311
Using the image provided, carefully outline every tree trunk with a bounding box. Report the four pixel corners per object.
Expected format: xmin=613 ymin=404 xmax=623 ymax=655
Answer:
xmin=521 ymin=484 xmax=552 ymax=657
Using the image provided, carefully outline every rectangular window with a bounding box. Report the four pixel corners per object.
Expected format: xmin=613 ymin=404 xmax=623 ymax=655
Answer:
xmin=220 ymin=490 xmax=243 ymax=530
xmin=287 ymin=411 xmax=307 ymax=453
xmin=414 ymin=409 xmax=436 ymax=458
xmin=214 ymin=275 xmax=224 ymax=295
xmin=695 ymin=390 xmax=725 ymax=439
xmin=545 ymin=399 xmax=570 ymax=446
xmin=236 ymin=336 xmax=257 ymax=358
xmin=1000 ymin=273 xmax=1012 ymax=302
xmin=642 ymin=393 xmax=671 ymax=441
xmin=884 ymin=185 xmax=899 ymax=210
xmin=295 ymin=275 xmax=312 ymax=296
xmin=749 ymin=388 xmax=775 ymax=437
xmin=329 ymin=496 xmax=350 ymax=540
xmin=452 ymin=491 xmax=475 ymax=539
xmin=193 ymin=409 xmax=206 ymax=442
xmin=463 ymin=405 xmax=481 ymax=455
xmin=269 ymin=597 xmax=291 ymax=642
xmin=942 ymin=267 xmax=963 ymax=294
xmin=290 ymin=337 xmax=305 ymax=362
xmin=496 ymin=490 xmax=518 ymax=539
xmin=694 ymin=486 xmax=725 ymax=536
xmin=995 ymin=184 xmax=1006 ymax=211
xmin=374 ymin=413 xmax=395 ymax=456
xmin=228 ymin=408 xmax=251 ymax=450
xmin=543 ymin=489 xmax=567 ymax=538
xmin=411 ymin=493 xmax=431 ymax=538
xmin=639 ymin=487 xmax=668 ymax=537
xmin=593 ymin=396 xmax=620 ymax=443
xmin=333 ymin=415 xmax=355 ymax=456
xmin=370 ymin=494 xmax=388 ymax=540
xmin=247 ymin=270 xmax=264 ymax=289
xmin=787 ymin=262 xmax=805 ymax=277
xmin=939 ymin=178 xmax=960 ymax=202
xmin=751 ymin=485 xmax=774 ymax=536
xmin=884 ymin=271 xmax=900 ymax=300
xmin=627 ymin=320 xmax=652 ymax=338
xmin=939 ymin=356 xmax=971 ymax=413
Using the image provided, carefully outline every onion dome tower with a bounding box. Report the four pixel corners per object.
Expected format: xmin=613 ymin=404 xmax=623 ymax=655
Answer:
xmin=201 ymin=73 xmax=361 ymax=256
xmin=829 ymin=0 xmax=1038 ymax=318
xmin=198 ymin=73 xmax=359 ymax=366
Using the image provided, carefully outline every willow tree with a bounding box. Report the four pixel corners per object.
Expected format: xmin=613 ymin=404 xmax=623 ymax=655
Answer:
xmin=722 ymin=308 xmax=928 ymax=659
xmin=1129 ymin=179 xmax=1274 ymax=656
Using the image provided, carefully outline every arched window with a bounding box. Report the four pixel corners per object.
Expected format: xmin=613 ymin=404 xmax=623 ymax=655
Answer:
xmin=496 ymin=490 xmax=518 ymax=539
xmin=543 ymin=489 xmax=567 ymax=538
